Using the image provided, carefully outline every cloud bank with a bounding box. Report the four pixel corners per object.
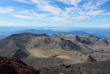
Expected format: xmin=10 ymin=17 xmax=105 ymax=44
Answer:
xmin=0 ymin=0 xmax=110 ymax=23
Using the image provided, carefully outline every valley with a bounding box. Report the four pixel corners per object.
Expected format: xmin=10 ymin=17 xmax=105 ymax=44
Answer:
xmin=0 ymin=32 xmax=110 ymax=70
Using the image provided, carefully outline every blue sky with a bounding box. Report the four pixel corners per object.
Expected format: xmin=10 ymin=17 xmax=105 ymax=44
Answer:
xmin=0 ymin=0 xmax=110 ymax=27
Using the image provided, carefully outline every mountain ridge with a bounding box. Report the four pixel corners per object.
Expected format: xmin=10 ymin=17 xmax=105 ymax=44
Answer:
xmin=0 ymin=32 xmax=110 ymax=69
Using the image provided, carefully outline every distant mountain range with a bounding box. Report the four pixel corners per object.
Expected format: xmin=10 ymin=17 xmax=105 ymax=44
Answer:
xmin=0 ymin=26 xmax=110 ymax=40
xmin=79 ymin=28 xmax=110 ymax=40
xmin=0 ymin=35 xmax=7 ymax=39
xmin=0 ymin=29 xmax=90 ymax=39
xmin=14 ymin=29 xmax=90 ymax=35
xmin=16 ymin=28 xmax=110 ymax=40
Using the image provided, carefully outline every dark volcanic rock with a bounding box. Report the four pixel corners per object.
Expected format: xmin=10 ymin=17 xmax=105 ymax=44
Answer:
xmin=75 ymin=35 xmax=92 ymax=44
xmin=0 ymin=56 xmax=46 ymax=74
xmin=40 ymin=60 xmax=110 ymax=74
xmin=12 ymin=49 xmax=29 ymax=59
xmin=86 ymin=55 xmax=96 ymax=62
xmin=60 ymin=38 xmax=81 ymax=50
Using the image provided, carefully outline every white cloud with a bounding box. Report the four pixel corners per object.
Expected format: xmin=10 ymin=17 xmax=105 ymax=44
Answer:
xmin=73 ymin=16 xmax=90 ymax=20
xmin=56 ymin=0 xmax=81 ymax=6
xmin=87 ymin=10 xmax=104 ymax=16
xmin=13 ymin=10 xmax=47 ymax=19
xmin=31 ymin=0 xmax=49 ymax=4
xmin=80 ymin=10 xmax=105 ymax=16
xmin=30 ymin=0 xmax=62 ymax=15
xmin=51 ymin=16 xmax=68 ymax=23
xmin=0 ymin=6 xmax=47 ymax=20
xmin=32 ymin=10 xmax=47 ymax=19
xmin=82 ymin=1 xmax=97 ymax=10
xmin=0 ymin=7 xmax=15 ymax=14
xmin=14 ymin=0 xmax=31 ymax=4
xmin=96 ymin=0 xmax=108 ymax=6
xmin=13 ymin=14 xmax=34 ymax=19
xmin=102 ymin=12 xmax=110 ymax=16
xmin=82 ymin=0 xmax=108 ymax=10
xmin=0 ymin=0 xmax=109 ymax=23
xmin=15 ymin=10 xmax=31 ymax=14
xmin=15 ymin=0 xmax=62 ymax=15
xmin=37 ymin=4 xmax=61 ymax=15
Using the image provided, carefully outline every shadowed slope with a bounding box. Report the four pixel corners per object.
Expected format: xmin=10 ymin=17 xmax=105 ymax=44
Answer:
xmin=0 ymin=56 xmax=46 ymax=74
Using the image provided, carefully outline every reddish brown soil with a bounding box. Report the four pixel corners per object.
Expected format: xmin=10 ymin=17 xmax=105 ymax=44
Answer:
xmin=0 ymin=56 xmax=46 ymax=74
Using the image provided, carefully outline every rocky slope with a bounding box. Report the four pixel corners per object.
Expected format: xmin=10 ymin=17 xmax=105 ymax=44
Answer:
xmin=0 ymin=33 xmax=110 ymax=69
xmin=0 ymin=56 xmax=46 ymax=74
xmin=40 ymin=60 xmax=110 ymax=74
xmin=52 ymin=33 xmax=110 ymax=61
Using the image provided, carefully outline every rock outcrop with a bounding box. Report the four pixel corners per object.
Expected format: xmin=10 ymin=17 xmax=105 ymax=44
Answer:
xmin=0 ymin=56 xmax=46 ymax=74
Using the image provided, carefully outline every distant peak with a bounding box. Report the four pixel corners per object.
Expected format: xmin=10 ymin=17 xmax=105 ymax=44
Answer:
xmin=8 ymin=32 xmax=49 ymax=38
xmin=54 ymin=33 xmax=65 ymax=35
xmin=52 ymin=33 xmax=66 ymax=37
